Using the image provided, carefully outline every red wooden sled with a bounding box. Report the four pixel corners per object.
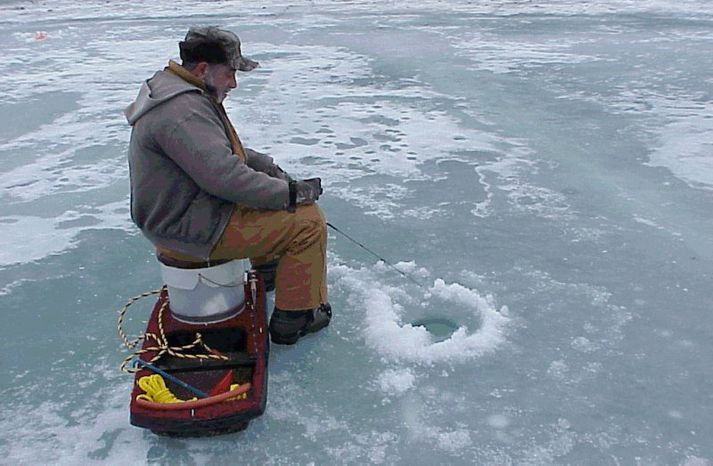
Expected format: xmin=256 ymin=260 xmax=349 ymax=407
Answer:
xmin=129 ymin=275 xmax=268 ymax=436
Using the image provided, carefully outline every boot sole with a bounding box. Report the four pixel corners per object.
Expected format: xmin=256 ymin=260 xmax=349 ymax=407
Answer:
xmin=270 ymin=333 xmax=300 ymax=345
xmin=270 ymin=319 xmax=330 ymax=345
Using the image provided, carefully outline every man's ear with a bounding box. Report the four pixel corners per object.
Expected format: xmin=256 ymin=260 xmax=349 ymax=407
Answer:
xmin=191 ymin=61 xmax=209 ymax=79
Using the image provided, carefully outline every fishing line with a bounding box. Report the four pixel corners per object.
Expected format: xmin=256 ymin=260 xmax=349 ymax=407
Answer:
xmin=326 ymin=221 xmax=429 ymax=290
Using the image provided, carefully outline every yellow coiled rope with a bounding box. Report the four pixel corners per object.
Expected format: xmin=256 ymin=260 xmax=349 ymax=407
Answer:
xmin=136 ymin=375 xmax=248 ymax=403
xmin=136 ymin=375 xmax=196 ymax=403
xmin=228 ymin=386 xmax=248 ymax=400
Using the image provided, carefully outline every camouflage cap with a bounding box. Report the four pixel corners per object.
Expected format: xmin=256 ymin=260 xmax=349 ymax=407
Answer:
xmin=180 ymin=26 xmax=258 ymax=72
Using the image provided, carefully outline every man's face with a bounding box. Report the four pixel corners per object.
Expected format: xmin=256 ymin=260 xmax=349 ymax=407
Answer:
xmin=204 ymin=63 xmax=237 ymax=103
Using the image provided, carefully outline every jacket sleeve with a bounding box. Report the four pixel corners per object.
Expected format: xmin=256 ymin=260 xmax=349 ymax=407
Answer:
xmin=245 ymin=148 xmax=275 ymax=173
xmin=246 ymin=147 xmax=292 ymax=182
xmin=155 ymin=99 xmax=289 ymax=210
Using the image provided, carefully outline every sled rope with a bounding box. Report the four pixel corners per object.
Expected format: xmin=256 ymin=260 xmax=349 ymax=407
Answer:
xmin=117 ymin=288 xmax=228 ymax=373
xmin=117 ymin=288 xmax=162 ymax=349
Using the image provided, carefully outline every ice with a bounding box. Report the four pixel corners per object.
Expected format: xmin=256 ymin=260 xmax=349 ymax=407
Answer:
xmin=0 ymin=200 xmax=134 ymax=267
xmin=0 ymin=364 xmax=149 ymax=465
xmin=2 ymin=0 xmax=713 ymax=463
xmin=375 ymin=368 xmax=415 ymax=395
xmin=332 ymin=262 xmax=510 ymax=364
xmin=646 ymin=98 xmax=713 ymax=190
xmin=487 ymin=414 xmax=511 ymax=429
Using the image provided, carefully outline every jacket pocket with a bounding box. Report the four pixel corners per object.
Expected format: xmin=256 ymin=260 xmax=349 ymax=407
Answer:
xmin=165 ymin=191 xmax=222 ymax=244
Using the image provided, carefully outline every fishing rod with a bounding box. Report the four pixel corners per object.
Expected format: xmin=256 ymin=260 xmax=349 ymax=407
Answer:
xmin=326 ymin=221 xmax=430 ymax=290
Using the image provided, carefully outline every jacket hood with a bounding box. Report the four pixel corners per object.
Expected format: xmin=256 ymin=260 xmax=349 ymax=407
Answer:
xmin=124 ymin=68 xmax=203 ymax=125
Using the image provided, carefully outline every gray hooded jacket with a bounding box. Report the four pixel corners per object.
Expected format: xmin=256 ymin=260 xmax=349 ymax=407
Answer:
xmin=125 ymin=68 xmax=289 ymax=259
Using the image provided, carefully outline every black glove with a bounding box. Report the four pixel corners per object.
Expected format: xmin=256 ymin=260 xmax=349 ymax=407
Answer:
xmin=288 ymin=178 xmax=322 ymax=212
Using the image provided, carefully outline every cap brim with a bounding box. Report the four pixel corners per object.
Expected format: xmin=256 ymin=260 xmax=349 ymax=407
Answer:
xmin=236 ymin=56 xmax=259 ymax=72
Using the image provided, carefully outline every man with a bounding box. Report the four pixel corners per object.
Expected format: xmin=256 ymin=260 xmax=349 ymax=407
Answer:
xmin=124 ymin=26 xmax=331 ymax=345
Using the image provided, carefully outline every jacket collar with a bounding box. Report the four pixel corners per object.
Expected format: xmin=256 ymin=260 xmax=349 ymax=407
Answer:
xmin=166 ymin=60 xmax=207 ymax=92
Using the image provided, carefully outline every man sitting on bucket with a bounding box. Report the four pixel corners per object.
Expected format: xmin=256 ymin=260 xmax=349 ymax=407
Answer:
xmin=124 ymin=26 xmax=331 ymax=345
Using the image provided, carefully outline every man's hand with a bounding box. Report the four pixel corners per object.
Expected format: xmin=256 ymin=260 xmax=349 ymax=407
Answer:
xmin=288 ymin=178 xmax=322 ymax=211
xmin=296 ymin=178 xmax=322 ymax=205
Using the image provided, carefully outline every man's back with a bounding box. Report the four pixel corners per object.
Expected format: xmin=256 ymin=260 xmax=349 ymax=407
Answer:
xmin=126 ymin=66 xmax=287 ymax=259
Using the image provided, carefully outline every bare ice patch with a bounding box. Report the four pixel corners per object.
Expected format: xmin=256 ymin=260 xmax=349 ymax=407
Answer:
xmin=331 ymin=261 xmax=510 ymax=365
xmin=400 ymin=393 xmax=473 ymax=454
xmin=646 ymin=96 xmax=713 ymax=190
xmin=487 ymin=414 xmax=511 ymax=429
xmin=568 ymin=79 xmax=713 ymax=191
xmin=0 ymin=200 xmax=134 ymax=267
xmin=449 ymin=31 xmax=602 ymax=75
xmin=472 ymin=150 xmax=574 ymax=221
xmin=234 ymin=42 xmax=505 ymax=219
xmin=0 ymin=364 xmax=149 ymax=465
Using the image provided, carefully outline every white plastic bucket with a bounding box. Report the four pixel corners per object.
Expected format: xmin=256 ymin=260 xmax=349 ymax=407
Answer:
xmin=159 ymin=259 xmax=248 ymax=324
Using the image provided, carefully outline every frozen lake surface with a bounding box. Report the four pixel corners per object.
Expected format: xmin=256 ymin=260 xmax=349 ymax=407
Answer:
xmin=1 ymin=0 xmax=712 ymax=464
